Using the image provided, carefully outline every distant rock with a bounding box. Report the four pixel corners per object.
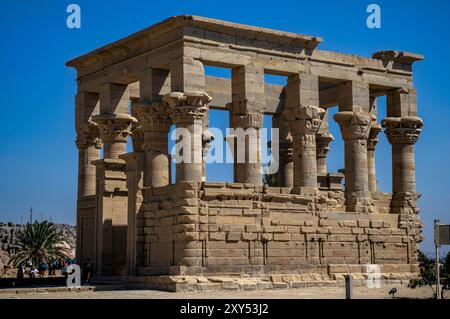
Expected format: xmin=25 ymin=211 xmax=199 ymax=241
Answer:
xmin=0 ymin=222 xmax=76 ymax=264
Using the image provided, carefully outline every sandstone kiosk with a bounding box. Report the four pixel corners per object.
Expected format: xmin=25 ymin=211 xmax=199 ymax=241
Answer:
xmin=68 ymin=16 xmax=424 ymax=289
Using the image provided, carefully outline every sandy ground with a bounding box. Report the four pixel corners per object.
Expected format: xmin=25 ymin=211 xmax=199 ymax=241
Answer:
xmin=0 ymin=285 xmax=441 ymax=299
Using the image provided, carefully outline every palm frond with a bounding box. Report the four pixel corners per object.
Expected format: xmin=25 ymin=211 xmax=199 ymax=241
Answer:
xmin=8 ymin=221 xmax=69 ymax=267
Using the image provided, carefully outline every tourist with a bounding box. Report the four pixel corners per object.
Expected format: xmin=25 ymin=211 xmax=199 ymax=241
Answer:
xmin=29 ymin=265 xmax=38 ymax=278
xmin=48 ymin=258 xmax=53 ymax=276
xmin=17 ymin=264 xmax=24 ymax=279
xmin=61 ymin=259 xmax=68 ymax=278
xmin=38 ymin=258 xmax=48 ymax=277
xmin=83 ymin=259 xmax=93 ymax=284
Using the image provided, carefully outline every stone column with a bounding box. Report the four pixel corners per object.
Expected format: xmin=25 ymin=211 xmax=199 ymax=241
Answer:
xmin=93 ymin=114 xmax=137 ymax=159
xmin=285 ymin=73 xmax=322 ymax=191
xmin=120 ymin=151 xmax=145 ymax=275
xmin=381 ymin=116 xmax=423 ymax=214
xmin=367 ymin=121 xmax=382 ymax=193
xmin=334 ymin=111 xmax=372 ymax=212
xmin=272 ymin=113 xmax=293 ymax=187
xmin=285 ymin=105 xmax=324 ymax=189
xmin=74 ymin=91 xmax=100 ymax=269
xmin=316 ymin=132 xmax=333 ymax=175
xmin=229 ymin=107 xmax=264 ymax=185
xmin=316 ymin=109 xmax=333 ymax=175
xmin=130 ymin=118 xmax=144 ymax=154
xmin=134 ymin=103 xmax=171 ymax=187
xmin=229 ymin=65 xmax=265 ymax=186
xmin=76 ymin=121 xmax=102 ymax=197
xmin=164 ymin=91 xmax=211 ymax=182
xmin=278 ymin=139 xmax=293 ymax=188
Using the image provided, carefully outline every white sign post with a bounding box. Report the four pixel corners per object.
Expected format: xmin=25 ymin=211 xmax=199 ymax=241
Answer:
xmin=434 ymin=220 xmax=450 ymax=299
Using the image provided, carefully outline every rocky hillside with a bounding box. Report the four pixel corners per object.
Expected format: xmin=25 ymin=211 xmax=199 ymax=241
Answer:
xmin=0 ymin=222 xmax=76 ymax=265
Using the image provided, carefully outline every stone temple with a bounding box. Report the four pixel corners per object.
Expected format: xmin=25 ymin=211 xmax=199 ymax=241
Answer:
xmin=67 ymin=16 xmax=424 ymax=290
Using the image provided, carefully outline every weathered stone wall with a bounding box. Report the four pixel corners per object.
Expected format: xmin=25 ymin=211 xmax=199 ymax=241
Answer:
xmin=134 ymin=182 xmax=421 ymax=278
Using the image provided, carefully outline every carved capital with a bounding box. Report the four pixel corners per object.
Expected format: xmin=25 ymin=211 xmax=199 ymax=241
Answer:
xmin=163 ymin=91 xmax=211 ymax=124
xmin=333 ymin=111 xmax=371 ymax=140
xmin=133 ymin=102 xmax=171 ymax=132
xmin=279 ymin=138 xmax=293 ymax=162
xmin=131 ymin=123 xmax=144 ymax=152
xmin=92 ymin=113 xmax=137 ymax=143
xmin=75 ymin=120 xmax=102 ymax=149
xmin=381 ymin=116 xmax=423 ymax=145
xmin=285 ymin=105 xmax=325 ymax=136
xmin=367 ymin=122 xmax=382 ymax=151
xmin=316 ymin=132 xmax=334 ymax=158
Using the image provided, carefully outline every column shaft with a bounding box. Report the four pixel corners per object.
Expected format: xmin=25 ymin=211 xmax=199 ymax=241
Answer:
xmin=294 ymin=133 xmax=319 ymax=187
xmin=104 ymin=141 xmax=126 ymax=160
xmin=145 ymin=130 xmax=170 ymax=186
xmin=273 ymin=114 xmax=293 ymax=187
xmin=278 ymin=141 xmax=293 ymax=188
xmin=176 ymin=120 xmax=204 ymax=182
xmin=344 ymin=137 xmax=369 ymax=193
xmin=334 ymin=111 xmax=372 ymax=212
xmin=78 ymin=145 xmax=101 ymax=196
xmin=392 ymin=143 xmax=416 ymax=193
xmin=316 ymin=133 xmax=333 ymax=175
xmin=367 ymin=122 xmax=381 ymax=193
xmin=367 ymin=148 xmax=376 ymax=193
xmin=230 ymin=111 xmax=263 ymax=185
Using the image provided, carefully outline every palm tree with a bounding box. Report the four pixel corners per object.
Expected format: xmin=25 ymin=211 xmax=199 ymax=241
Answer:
xmin=263 ymin=171 xmax=278 ymax=186
xmin=9 ymin=221 xmax=68 ymax=267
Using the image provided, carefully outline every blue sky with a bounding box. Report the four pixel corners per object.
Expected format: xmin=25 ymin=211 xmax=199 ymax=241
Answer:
xmin=0 ymin=0 xmax=449 ymax=254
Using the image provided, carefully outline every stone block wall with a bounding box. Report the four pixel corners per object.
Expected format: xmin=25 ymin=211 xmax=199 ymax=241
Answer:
xmin=134 ymin=181 xmax=422 ymax=278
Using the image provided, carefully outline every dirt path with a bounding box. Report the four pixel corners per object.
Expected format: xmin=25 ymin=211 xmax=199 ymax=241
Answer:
xmin=0 ymin=285 xmax=438 ymax=299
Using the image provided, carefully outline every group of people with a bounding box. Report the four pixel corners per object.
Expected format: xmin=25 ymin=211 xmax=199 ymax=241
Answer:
xmin=16 ymin=257 xmax=94 ymax=285
xmin=16 ymin=257 xmax=78 ymax=279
